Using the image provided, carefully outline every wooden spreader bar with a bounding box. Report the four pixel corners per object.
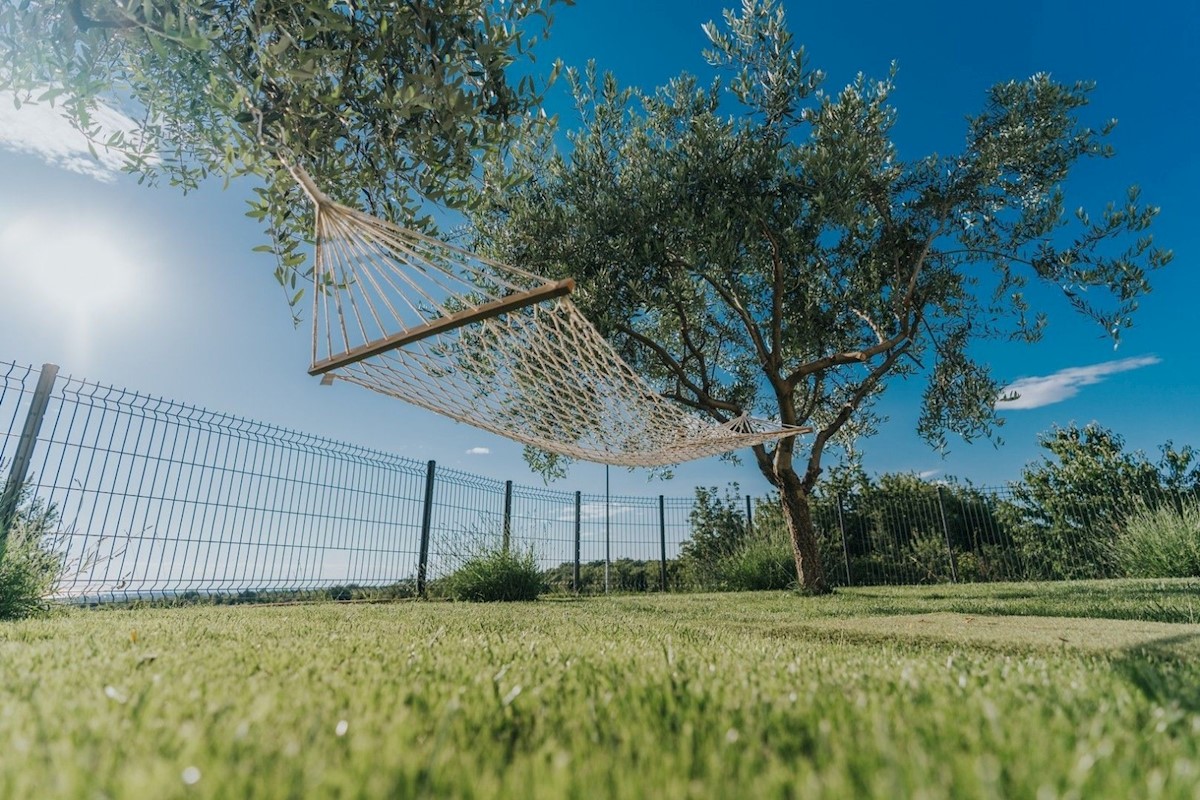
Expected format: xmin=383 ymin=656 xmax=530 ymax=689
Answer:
xmin=310 ymin=278 xmax=576 ymax=376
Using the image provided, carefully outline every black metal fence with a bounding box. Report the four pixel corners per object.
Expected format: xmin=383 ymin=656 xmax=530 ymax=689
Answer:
xmin=0 ymin=362 xmax=698 ymax=601
xmin=810 ymin=477 xmax=1197 ymax=587
xmin=1 ymin=360 xmax=1194 ymax=602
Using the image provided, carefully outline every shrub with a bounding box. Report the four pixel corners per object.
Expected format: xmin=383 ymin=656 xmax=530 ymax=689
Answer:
xmin=996 ymin=424 xmax=1199 ymax=580
xmin=901 ymin=531 xmax=958 ymax=584
xmin=0 ymin=492 xmax=64 ymax=620
xmin=440 ymin=545 xmax=545 ymax=602
xmin=1113 ymin=502 xmax=1200 ymax=579
xmin=715 ymin=534 xmax=795 ymax=591
xmin=679 ymin=485 xmax=749 ymax=588
xmin=541 ymin=559 xmax=679 ymax=594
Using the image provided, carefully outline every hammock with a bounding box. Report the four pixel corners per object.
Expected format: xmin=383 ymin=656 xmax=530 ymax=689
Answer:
xmin=287 ymin=164 xmax=807 ymax=467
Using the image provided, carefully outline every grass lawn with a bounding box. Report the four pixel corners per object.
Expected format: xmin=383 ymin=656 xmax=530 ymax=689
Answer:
xmin=2 ymin=580 xmax=1199 ymax=798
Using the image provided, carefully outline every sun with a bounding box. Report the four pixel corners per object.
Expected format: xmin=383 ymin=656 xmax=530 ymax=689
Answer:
xmin=0 ymin=211 xmax=155 ymax=322
xmin=0 ymin=210 xmax=161 ymax=362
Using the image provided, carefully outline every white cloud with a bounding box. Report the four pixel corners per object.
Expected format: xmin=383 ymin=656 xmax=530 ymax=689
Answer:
xmin=0 ymin=90 xmax=147 ymax=181
xmin=552 ymin=502 xmax=639 ymax=523
xmin=996 ymin=356 xmax=1161 ymax=410
xmin=917 ymin=470 xmax=941 ymax=480
xmin=576 ymin=502 xmax=635 ymax=521
xmin=465 ymin=446 xmax=490 ymax=455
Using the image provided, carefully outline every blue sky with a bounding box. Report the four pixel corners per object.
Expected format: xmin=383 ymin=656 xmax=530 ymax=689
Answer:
xmin=0 ymin=0 xmax=1196 ymax=496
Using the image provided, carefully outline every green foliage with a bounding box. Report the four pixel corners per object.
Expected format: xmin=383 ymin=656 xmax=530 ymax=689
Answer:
xmin=676 ymin=490 xmax=794 ymax=591
xmin=1113 ymin=501 xmax=1200 ymax=579
xmin=438 ymin=545 xmax=544 ymax=602
xmin=473 ymin=0 xmax=1169 ymax=592
xmin=134 ymin=582 xmax=417 ymax=608
xmin=0 ymin=0 xmax=568 ymax=317
xmin=678 ymin=485 xmax=748 ymax=587
xmin=0 ymin=490 xmax=63 ymax=621
xmin=814 ymin=464 xmax=1022 ymax=585
xmin=713 ymin=530 xmax=795 ymax=591
xmin=997 ymin=423 xmax=1199 ymax=580
xmin=541 ymin=558 xmax=678 ymax=594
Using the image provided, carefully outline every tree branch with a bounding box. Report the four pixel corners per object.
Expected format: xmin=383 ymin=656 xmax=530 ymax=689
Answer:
xmin=936 ymin=247 xmax=1035 ymax=266
xmin=797 ymin=372 xmax=824 ymax=423
xmin=898 ymin=216 xmax=945 ymax=313
xmin=750 ymin=442 xmax=781 ymax=487
xmin=615 ymin=324 xmax=742 ymax=417
xmin=662 ymin=392 xmax=732 ymax=423
xmin=670 ymin=294 xmax=714 ymax=397
xmin=762 ymin=222 xmax=785 ymax=367
xmin=850 ymin=306 xmax=887 ymax=345
xmin=801 ymin=341 xmax=911 ymax=490
xmin=782 ymin=218 xmax=937 ymax=390
xmin=692 ymin=268 xmax=774 ymax=370
xmin=783 ymin=323 xmax=912 ymax=386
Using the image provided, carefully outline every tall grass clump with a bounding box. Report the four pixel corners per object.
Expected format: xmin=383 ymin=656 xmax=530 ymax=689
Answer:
xmin=440 ymin=545 xmax=545 ymax=602
xmin=1113 ymin=501 xmax=1200 ymax=578
xmin=0 ymin=492 xmax=63 ymax=620
xmin=715 ymin=533 xmax=795 ymax=591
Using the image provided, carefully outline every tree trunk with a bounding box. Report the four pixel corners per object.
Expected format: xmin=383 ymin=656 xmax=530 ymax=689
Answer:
xmin=778 ymin=470 xmax=830 ymax=594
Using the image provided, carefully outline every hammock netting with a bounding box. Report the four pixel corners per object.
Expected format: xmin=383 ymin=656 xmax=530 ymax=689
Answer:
xmin=291 ymin=165 xmax=806 ymax=467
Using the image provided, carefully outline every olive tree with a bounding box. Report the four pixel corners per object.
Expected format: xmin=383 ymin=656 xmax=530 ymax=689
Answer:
xmin=472 ymin=0 xmax=1171 ymax=592
xmin=1 ymin=0 xmax=567 ymax=312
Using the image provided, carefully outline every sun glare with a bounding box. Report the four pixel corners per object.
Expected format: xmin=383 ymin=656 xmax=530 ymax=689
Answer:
xmin=2 ymin=213 xmax=152 ymax=311
xmin=0 ymin=211 xmax=159 ymax=358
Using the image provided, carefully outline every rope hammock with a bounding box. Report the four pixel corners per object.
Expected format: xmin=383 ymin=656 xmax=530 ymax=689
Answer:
xmin=286 ymin=164 xmax=808 ymax=467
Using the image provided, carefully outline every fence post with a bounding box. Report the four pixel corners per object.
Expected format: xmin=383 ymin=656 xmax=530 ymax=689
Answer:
xmin=416 ymin=460 xmax=436 ymax=597
xmin=745 ymin=494 xmax=753 ymax=537
xmin=0 ymin=363 xmax=59 ymax=564
xmin=936 ymin=485 xmax=959 ymax=583
xmin=573 ymin=490 xmax=582 ymax=593
xmin=604 ymin=465 xmax=610 ymax=595
xmin=502 ymin=479 xmax=513 ymax=553
xmin=836 ymin=492 xmax=852 ymax=586
xmin=658 ymin=495 xmax=668 ymax=592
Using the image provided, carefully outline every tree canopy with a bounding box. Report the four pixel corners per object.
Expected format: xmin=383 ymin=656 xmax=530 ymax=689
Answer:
xmin=472 ymin=0 xmax=1172 ymax=591
xmin=2 ymin=0 xmax=567 ymax=311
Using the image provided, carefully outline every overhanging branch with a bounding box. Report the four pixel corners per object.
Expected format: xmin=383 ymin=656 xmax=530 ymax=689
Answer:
xmin=615 ymin=324 xmax=742 ymax=418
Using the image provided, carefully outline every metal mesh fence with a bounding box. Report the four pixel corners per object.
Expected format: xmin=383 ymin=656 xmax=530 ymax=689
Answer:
xmin=807 ymin=481 xmax=1198 ymax=587
xmin=2 ymin=363 xmax=428 ymax=601
xmin=1 ymin=360 xmax=1196 ymax=602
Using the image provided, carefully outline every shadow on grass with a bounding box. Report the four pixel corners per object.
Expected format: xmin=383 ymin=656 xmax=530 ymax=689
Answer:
xmin=1114 ymin=630 xmax=1200 ymax=714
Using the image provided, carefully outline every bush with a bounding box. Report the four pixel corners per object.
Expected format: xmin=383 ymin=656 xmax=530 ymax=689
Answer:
xmin=902 ymin=531 xmax=959 ymax=584
xmin=0 ymin=493 xmax=63 ymax=620
xmin=440 ymin=545 xmax=545 ymax=602
xmin=996 ymin=424 xmax=1199 ymax=581
xmin=1114 ymin=502 xmax=1200 ymax=579
xmin=541 ymin=558 xmax=679 ymax=594
xmin=678 ymin=485 xmax=750 ymax=588
xmin=715 ymin=534 xmax=795 ymax=591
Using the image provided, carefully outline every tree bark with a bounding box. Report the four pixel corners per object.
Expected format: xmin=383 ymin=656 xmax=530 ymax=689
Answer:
xmin=777 ymin=467 xmax=830 ymax=594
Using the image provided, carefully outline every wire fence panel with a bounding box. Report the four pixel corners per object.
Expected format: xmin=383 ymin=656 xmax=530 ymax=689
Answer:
xmin=0 ymin=363 xmax=35 ymax=458
xmin=2 ymin=359 xmax=1196 ymax=601
xmin=509 ymin=483 xmax=584 ymax=591
xmin=6 ymin=364 xmax=429 ymax=601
